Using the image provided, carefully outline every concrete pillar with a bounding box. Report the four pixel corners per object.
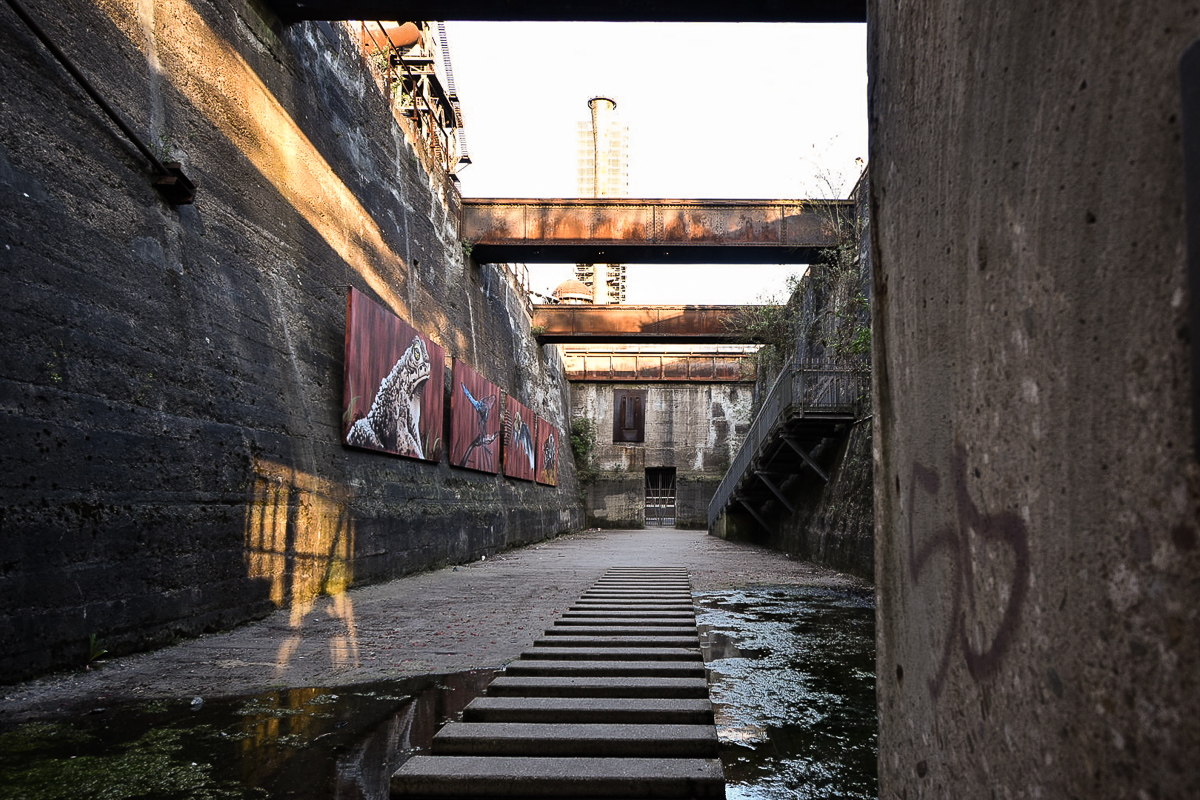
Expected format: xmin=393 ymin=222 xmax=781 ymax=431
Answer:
xmin=869 ymin=4 xmax=1200 ymax=796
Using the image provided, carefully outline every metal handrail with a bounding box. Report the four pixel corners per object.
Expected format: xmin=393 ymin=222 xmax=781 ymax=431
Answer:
xmin=708 ymin=358 xmax=868 ymax=529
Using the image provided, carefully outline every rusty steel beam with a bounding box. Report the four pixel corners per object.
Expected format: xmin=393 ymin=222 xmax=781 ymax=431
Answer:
xmin=532 ymin=304 xmax=760 ymax=344
xmin=463 ymin=198 xmax=850 ymax=264
xmin=561 ymin=347 xmax=756 ymax=382
xmin=266 ymin=0 xmax=865 ymax=23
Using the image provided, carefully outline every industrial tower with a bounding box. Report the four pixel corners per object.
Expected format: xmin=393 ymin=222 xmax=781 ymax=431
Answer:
xmin=575 ymin=96 xmax=628 ymax=304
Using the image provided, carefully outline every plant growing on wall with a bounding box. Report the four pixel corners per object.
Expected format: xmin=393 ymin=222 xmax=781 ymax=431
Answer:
xmin=805 ymin=167 xmax=871 ymax=361
xmin=569 ymin=417 xmax=597 ymax=483
xmin=723 ymin=272 xmax=805 ymax=387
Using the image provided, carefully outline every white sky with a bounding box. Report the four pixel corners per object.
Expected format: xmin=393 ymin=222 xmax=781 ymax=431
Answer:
xmin=443 ymin=22 xmax=868 ymax=304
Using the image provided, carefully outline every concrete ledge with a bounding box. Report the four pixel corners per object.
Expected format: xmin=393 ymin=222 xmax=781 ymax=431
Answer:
xmin=461 ymin=697 xmax=715 ymax=724
xmin=561 ymin=610 xmax=695 ymax=619
xmin=431 ymin=722 xmax=719 ymax=757
xmin=487 ymin=676 xmax=712 ymax=698
xmin=534 ymin=635 xmax=701 ymax=647
xmin=541 ymin=627 xmax=699 ymax=638
xmin=554 ymin=617 xmax=697 ymax=626
xmin=391 ymin=755 xmax=725 ymax=798
xmin=521 ymin=647 xmax=702 ymax=661
xmin=505 ymin=660 xmax=707 ymax=678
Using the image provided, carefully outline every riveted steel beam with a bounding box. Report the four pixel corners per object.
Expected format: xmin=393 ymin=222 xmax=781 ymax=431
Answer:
xmin=532 ymin=305 xmax=758 ymax=344
xmin=265 ymin=0 xmax=865 ymax=23
xmin=463 ymin=198 xmax=849 ymax=264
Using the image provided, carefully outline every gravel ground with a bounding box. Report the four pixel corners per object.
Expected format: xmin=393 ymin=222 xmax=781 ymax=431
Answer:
xmin=0 ymin=528 xmax=868 ymax=720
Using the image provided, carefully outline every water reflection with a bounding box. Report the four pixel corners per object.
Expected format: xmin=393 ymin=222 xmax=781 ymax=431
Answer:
xmin=0 ymin=670 xmax=495 ymax=800
xmin=697 ymin=586 xmax=877 ymax=800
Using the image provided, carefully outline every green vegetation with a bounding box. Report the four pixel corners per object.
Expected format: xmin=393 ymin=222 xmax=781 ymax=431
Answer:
xmin=724 ymin=176 xmax=871 ymax=390
xmin=0 ymin=725 xmax=257 ymax=800
xmin=86 ymin=634 xmax=107 ymax=670
xmin=568 ymin=417 xmax=597 ymax=483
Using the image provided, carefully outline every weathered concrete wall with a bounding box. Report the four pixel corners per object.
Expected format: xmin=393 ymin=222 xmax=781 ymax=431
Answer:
xmin=871 ymin=3 xmax=1200 ymax=796
xmin=0 ymin=0 xmax=581 ymax=683
xmin=757 ymin=418 xmax=874 ymax=581
xmin=571 ymin=382 xmax=752 ymax=528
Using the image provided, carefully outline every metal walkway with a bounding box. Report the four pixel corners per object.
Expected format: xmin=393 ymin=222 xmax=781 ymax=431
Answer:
xmin=392 ymin=568 xmax=725 ymax=798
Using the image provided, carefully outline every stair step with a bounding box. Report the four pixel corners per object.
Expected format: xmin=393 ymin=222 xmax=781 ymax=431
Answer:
xmin=392 ymin=756 xmax=724 ymax=798
xmin=572 ymin=602 xmax=695 ymax=610
xmin=521 ymin=647 xmax=701 ymax=661
xmin=430 ymin=722 xmax=719 ymax=757
xmin=561 ymin=610 xmax=695 ymax=619
xmin=487 ymin=675 xmax=711 ymax=698
xmin=461 ymin=697 xmax=715 ymax=725
xmin=542 ymin=626 xmax=698 ymax=637
xmin=553 ymin=617 xmax=696 ymax=627
xmin=535 ymin=635 xmax=700 ymax=648
xmin=505 ymin=659 xmax=706 ymax=678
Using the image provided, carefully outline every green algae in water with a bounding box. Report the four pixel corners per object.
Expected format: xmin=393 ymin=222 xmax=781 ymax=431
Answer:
xmin=0 ymin=725 xmax=260 ymax=800
xmin=697 ymin=586 xmax=878 ymax=800
xmin=0 ymin=671 xmax=496 ymax=799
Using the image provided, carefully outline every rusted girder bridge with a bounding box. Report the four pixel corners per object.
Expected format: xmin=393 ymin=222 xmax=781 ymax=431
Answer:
xmin=531 ymin=305 xmax=762 ymax=344
xmin=266 ymin=0 xmax=864 ymax=22
xmin=463 ymin=198 xmax=849 ymax=265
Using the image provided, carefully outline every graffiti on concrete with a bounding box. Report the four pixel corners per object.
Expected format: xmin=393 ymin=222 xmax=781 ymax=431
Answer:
xmin=907 ymin=444 xmax=1030 ymax=698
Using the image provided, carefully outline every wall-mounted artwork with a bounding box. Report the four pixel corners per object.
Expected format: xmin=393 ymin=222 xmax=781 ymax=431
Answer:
xmin=343 ymin=287 xmax=445 ymax=462
xmin=451 ymin=360 xmax=501 ymax=474
xmin=504 ymin=396 xmax=538 ymax=482
xmin=536 ymin=417 xmax=559 ymax=487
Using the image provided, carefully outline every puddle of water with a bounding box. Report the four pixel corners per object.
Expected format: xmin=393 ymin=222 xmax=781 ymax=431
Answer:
xmin=0 ymin=670 xmax=495 ymax=800
xmin=697 ymin=586 xmax=877 ymax=800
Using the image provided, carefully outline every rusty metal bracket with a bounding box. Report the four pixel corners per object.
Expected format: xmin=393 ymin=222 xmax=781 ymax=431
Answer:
xmin=1182 ymin=38 xmax=1200 ymax=459
xmin=3 ymin=0 xmax=195 ymax=205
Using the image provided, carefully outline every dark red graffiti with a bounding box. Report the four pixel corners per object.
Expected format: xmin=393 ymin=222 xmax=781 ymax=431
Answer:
xmin=907 ymin=444 xmax=1030 ymax=698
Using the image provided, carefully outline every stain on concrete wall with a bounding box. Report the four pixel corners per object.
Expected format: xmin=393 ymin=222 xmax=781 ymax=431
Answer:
xmin=0 ymin=1 xmax=581 ymax=683
xmin=571 ymin=382 xmax=752 ymax=528
xmin=870 ymin=4 xmax=1200 ymax=796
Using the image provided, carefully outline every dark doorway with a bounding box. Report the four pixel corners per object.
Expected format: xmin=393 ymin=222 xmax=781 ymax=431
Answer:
xmin=645 ymin=467 xmax=677 ymax=527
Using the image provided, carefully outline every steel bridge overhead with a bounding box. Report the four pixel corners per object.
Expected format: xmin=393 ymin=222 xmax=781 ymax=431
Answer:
xmin=532 ymin=305 xmax=760 ymax=344
xmin=463 ymin=198 xmax=848 ymax=265
xmin=265 ymin=0 xmax=865 ymax=22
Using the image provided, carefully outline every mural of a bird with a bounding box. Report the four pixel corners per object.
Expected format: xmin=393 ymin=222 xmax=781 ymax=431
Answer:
xmin=513 ymin=417 xmax=535 ymax=470
xmin=461 ymin=382 xmax=496 ymax=428
xmin=459 ymin=382 xmax=498 ymax=468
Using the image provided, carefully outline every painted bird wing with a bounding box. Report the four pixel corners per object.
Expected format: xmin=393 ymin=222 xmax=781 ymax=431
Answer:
xmin=462 ymin=382 xmax=496 ymax=424
xmin=515 ymin=419 xmax=535 ymax=469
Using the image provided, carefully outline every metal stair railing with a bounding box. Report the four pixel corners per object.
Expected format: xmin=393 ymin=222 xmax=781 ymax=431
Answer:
xmin=708 ymin=358 xmax=868 ymax=530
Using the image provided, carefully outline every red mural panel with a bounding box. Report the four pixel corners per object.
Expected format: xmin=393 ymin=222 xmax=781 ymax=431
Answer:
xmin=536 ymin=417 xmax=559 ymax=487
xmin=450 ymin=360 xmax=501 ymax=474
xmin=504 ymin=396 xmax=538 ymax=482
xmin=343 ymin=287 xmax=445 ymax=462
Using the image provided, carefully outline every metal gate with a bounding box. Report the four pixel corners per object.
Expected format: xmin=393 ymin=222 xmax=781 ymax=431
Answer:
xmin=645 ymin=468 xmax=677 ymax=528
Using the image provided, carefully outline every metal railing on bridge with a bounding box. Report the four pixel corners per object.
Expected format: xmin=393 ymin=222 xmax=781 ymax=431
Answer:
xmin=708 ymin=358 xmax=869 ymax=530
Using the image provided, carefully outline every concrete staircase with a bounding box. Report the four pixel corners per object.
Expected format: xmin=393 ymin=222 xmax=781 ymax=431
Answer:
xmin=391 ymin=567 xmax=725 ymax=798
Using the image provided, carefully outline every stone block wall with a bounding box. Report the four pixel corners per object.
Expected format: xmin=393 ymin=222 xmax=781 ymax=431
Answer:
xmin=0 ymin=0 xmax=580 ymax=683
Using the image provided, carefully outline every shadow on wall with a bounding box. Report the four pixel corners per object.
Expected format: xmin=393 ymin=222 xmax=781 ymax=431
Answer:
xmin=243 ymin=458 xmax=360 ymax=675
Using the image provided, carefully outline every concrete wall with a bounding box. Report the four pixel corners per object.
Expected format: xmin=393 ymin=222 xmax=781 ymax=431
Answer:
xmin=751 ymin=418 xmax=874 ymax=582
xmin=571 ymin=382 xmax=752 ymax=528
xmin=870 ymin=3 xmax=1200 ymax=796
xmin=0 ymin=1 xmax=581 ymax=683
